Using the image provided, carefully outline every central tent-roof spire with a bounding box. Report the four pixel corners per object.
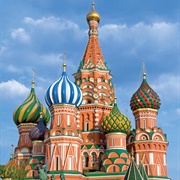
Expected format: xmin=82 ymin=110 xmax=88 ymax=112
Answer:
xmin=82 ymin=3 xmax=106 ymax=69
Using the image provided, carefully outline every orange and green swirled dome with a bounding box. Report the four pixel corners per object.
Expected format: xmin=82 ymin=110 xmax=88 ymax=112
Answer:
xmin=101 ymin=102 xmax=132 ymax=134
xmin=13 ymin=82 xmax=50 ymax=126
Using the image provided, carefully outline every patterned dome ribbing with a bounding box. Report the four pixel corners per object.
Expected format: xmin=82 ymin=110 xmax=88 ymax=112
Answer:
xmin=13 ymin=81 xmax=50 ymax=126
xmin=130 ymin=73 xmax=161 ymax=111
xmin=29 ymin=113 xmax=47 ymax=141
xmin=45 ymin=63 xmax=83 ymax=108
xmin=101 ymin=99 xmax=131 ymax=134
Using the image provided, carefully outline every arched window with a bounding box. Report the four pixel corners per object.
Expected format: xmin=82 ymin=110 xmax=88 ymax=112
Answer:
xmin=85 ymin=122 xmax=89 ymax=131
xmin=92 ymin=152 xmax=97 ymax=162
xmin=83 ymin=152 xmax=89 ymax=168
xmin=99 ymin=152 xmax=103 ymax=168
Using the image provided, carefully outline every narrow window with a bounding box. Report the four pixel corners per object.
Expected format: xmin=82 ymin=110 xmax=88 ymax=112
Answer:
xmin=143 ymin=119 xmax=146 ymax=129
xmin=36 ymin=145 xmax=38 ymax=153
xmin=67 ymin=115 xmax=70 ymax=126
xmin=58 ymin=115 xmax=61 ymax=126
xmin=25 ymin=135 xmax=28 ymax=144
xmin=56 ymin=156 xmax=59 ymax=171
xmin=83 ymin=152 xmax=89 ymax=167
xmin=144 ymin=165 xmax=149 ymax=175
xmin=152 ymin=119 xmax=154 ymax=128
xmin=113 ymin=166 xmax=116 ymax=172
xmin=86 ymin=122 xmax=89 ymax=131
xmin=112 ymin=139 xmax=114 ymax=146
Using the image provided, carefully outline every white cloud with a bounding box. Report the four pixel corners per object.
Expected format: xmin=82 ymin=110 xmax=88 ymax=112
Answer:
xmin=0 ymin=44 xmax=7 ymax=54
xmin=151 ymin=73 xmax=179 ymax=101
xmin=0 ymin=80 xmax=29 ymax=98
xmin=176 ymin=108 xmax=180 ymax=115
xmin=11 ymin=28 xmax=31 ymax=43
xmin=99 ymin=22 xmax=178 ymax=55
xmin=7 ymin=65 xmax=22 ymax=73
xmin=24 ymin=16 xmax=79 ymax=31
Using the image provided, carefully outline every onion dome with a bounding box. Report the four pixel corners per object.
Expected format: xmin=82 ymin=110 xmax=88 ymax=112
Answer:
xmin=101 ymin=98 xmax=132 ymax=134
xmin=45 ymin=63 xmax=83 ymax=108
xmin=86 ymin=2 xmax=100 ymax=23
xmin=130 ymin=73 xmax=161 ymax=111
xmin=13 ymin=80 xmax=50 ymax=126
xmin=29 ymin=113 xmax=47 ymax=141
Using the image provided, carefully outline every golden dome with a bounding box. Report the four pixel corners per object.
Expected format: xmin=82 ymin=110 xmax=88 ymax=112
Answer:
xmin=86 ymin=2 xmax=100 ymax=23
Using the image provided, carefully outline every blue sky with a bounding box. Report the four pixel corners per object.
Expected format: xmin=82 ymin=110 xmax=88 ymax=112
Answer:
xmin=0 ymin=0 xmax=179 ymax=179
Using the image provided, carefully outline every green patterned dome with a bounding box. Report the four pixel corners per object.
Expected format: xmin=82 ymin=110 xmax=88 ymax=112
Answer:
xmin=130 ymin=73 xmax=161 ymax=111
xmin=13 ymin=81 xmax=50 ymax=126
xmin=101 ymin=101 xmax=132 ymax=134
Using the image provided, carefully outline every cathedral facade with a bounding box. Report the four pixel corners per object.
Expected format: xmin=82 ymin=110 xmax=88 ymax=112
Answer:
xmin=10 ymin=3 xmax=170 ymax=180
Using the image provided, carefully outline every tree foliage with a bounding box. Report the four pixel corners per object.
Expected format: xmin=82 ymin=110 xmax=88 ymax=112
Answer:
xmin=0 ymin=160 xmax=28 ymax=180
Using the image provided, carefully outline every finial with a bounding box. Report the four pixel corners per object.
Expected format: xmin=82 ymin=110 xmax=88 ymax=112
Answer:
xmin=131 ymin=147 xmax=135 ymax=160
xmin=142 ymin=59 xmax=146 ymax=80
xmin=63 ymin=51 xmax=67 ymax=72
xmin=92 ymin=2 xmax=95 ymax=11
xmin=114 ymin=84 xmax=117 ymax=104
xmin=10 ymin=144 xmax=14 ymax=160
xmin=32 ymin=68 xmax=35 ymax=88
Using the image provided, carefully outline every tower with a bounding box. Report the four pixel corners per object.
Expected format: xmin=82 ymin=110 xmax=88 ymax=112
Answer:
xmin=101 ymin=97 xmax=132 ymax=173
xmin=73 ymin=3 xmax=115 ymax=170
xmin=45 ymin=62 xmax=83 ymax=179
xmin=127 ymin=67 xmax=169 ymax=179
xmin=13 ymin=76 xmax=50 ymax=164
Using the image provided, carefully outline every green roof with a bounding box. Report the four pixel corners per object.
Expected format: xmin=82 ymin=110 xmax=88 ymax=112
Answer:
xmin=139 ymin=162 xmax=148 ymax=180
xmin=124 ymin=159 xmax=143 ymax=180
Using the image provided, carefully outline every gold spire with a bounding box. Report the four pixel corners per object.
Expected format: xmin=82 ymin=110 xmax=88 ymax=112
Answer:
xmin=86 ymin=2 xmax=100 ymax=23
xmin=114 ymin=84 xmax=117 ymax=104
xmin=142 ymin=60 xmax=146 ymax=79
xmin=63 ymin=51 xmax=67 ymax=72
xmin=32 ymin=68 xmax=35 ymax=88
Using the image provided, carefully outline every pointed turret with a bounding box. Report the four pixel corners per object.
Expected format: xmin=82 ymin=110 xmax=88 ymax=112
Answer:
xmin=81 ymin=2 xmax=106 ymax=69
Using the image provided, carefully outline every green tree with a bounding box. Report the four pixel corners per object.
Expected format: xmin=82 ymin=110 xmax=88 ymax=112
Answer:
xmin=0 ymin=160 xmax=28 ymax=180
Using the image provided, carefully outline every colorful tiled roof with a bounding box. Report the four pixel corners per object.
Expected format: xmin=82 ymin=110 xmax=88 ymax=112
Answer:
xmin=29 ymin=113 xmax=47 ymax=141
xmin=139 ymin=162 xmax=148 ymax=180
xmin=130 ymin=73 xmax=161 ymax=111
xmin=45 ymin=63 xmax=83 ymax=108
xmin=13 ymin=81 xmax=50 ymax=126
xmin=124 ymin=158 xmax=144 ymax=180
xmin=101 ymin=100 xmax=132 ymax=134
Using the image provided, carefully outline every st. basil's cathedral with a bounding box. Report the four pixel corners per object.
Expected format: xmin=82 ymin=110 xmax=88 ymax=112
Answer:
xmin=6 ymin=3 xmax=170 ymax=180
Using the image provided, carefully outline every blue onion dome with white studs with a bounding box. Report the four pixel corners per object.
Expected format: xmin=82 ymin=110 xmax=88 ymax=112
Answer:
xmin=101 ymin=98 xmax=132 ymax=134
xmin=130 ymin=72 xmax=161 ymax=111
xmin=45 ymin=63 xmax=83 ymax=108
xmin=29 ymin=112 xmax=48 ymax=141
xmin=13 ymin=79 xmax=50 ymax=126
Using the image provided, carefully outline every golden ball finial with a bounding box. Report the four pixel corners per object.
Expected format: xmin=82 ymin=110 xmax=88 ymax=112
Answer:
xmin=86 ymin=2 xmax=100 ymax=23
